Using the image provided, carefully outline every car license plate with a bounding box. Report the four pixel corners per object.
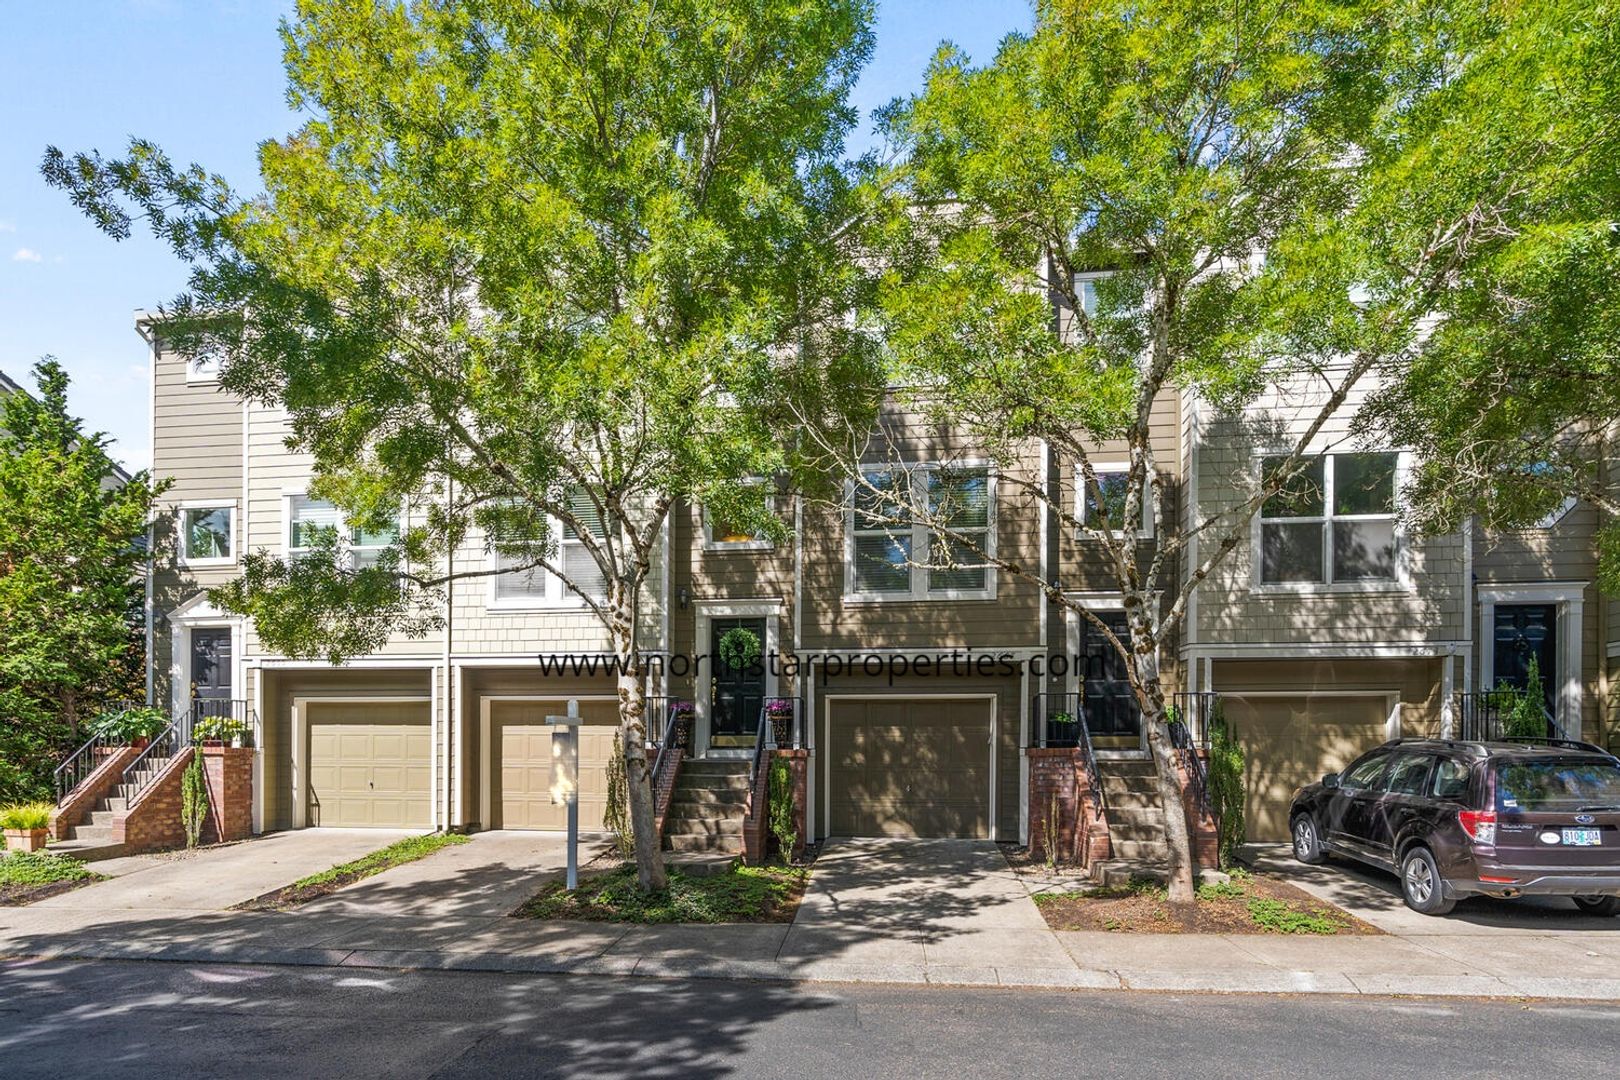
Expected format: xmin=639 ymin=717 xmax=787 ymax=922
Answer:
xmin=1563 ymin=828 xmax=1602 ymax=847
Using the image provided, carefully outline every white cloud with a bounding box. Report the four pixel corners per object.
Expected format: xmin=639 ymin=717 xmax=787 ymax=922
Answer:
xmin=12 ymin=247 xmax=42 ymax=263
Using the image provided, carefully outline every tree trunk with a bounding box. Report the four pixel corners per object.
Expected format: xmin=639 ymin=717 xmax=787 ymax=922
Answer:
xmin=1127 ymin=618 xmax=1198 ymax=905
xmin=612 ymin=621 xmax=668 ymax=892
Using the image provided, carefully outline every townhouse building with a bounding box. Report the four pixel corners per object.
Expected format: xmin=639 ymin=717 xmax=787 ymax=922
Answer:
xmin=136 ymin=312 xmax=1619 ymax=857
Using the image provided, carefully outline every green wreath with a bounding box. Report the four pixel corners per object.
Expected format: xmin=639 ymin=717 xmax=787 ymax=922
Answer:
xmin=718 ymin=626 xmax=763 ymax=671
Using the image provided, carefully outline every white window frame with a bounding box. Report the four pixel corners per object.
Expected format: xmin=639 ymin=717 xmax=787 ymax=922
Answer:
xmin=487 ymin=501 xmax=608 ymax=612
xmin=186 ymin=355 xmax=221 ymax=384
xmin=701 ymin=480 xmax=776 ymax=553
xmin=1251 ymin=450 xmax=1410 ymax=593
xmin=177 ymin=501 xmax=237 ymax=567
xmin=282 ymin=491 xmax=402 ymax=572
xmin=843 ymin=462 xmax=997 ymax=604
xmin=1073 ymin=270 xmax=1110 ymax=320
xmin=1075 ymin=463 xmax=1155 ymax=540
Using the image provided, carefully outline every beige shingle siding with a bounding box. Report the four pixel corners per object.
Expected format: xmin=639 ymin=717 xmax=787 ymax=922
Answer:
xmin=1191 ymin=371 xmax=1467 ymax=648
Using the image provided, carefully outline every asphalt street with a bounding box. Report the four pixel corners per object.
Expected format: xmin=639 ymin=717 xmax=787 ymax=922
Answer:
xmin=3 ymin=957 xmax=1617 ymax=1079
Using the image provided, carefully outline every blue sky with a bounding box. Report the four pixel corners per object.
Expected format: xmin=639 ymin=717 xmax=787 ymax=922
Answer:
xmin=0 ymin=0 xmax=1031 ymax=471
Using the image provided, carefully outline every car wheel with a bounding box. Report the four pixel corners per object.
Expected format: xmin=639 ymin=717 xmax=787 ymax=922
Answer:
xmin=1400 ymin=847 xmax=1455 ymax=915
xmin=1572 ymin=895 xmax=1620 ymax=917
xmin=1291 ymin=814 xmax=1325 ymax=865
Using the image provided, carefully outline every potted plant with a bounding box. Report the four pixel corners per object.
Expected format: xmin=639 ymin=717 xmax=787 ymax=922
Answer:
xmin=1 ymin=803 xmax=54 ymax=853
xmin=90 ymin=705 xmax=170 ymax=748
xmin=194 ymin=713 xmax=250 ymax=748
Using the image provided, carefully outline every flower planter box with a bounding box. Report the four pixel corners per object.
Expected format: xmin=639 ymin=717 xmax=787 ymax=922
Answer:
xmin=4 ymin=828 xmax=49 ymax=853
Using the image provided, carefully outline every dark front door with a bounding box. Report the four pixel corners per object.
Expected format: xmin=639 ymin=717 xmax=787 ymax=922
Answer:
xmin=1494 ymin=604 xmax=1557 ymax=715
xmin=711 ymin=618 xmax=766 ymax=740
xmin=1080 ymin=610 xmax=1140 ymax=744
xmin=190 ymin=628 xmax=233 ymax=707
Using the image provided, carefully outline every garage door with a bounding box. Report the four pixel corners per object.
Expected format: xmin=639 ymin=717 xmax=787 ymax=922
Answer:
xmin=1222 ymin=694 xmax=1392 ymax=842
xmin=492 ymin=699 xmax=619 ymax=830
xmin=827 ymin=698 xmax=991 ymax=838
xmin=306 ymin=701 xmax=432 ymax=828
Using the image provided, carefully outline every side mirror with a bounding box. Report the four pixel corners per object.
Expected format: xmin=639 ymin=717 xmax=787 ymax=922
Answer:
xmin=1321 ymin=773 xmax=1340 ymax=789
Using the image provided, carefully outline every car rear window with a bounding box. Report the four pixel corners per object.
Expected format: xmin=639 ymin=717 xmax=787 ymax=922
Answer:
xmin=1494 ymin=759 xmax=1620 ymax=812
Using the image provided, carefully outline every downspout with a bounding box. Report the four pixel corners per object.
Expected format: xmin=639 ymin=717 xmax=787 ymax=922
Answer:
xmin=135 ymin=313 xmax=157 ymax=707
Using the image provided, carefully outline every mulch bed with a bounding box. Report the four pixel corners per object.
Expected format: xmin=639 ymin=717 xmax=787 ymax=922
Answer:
xmin=1035 ymin=873 xmax=1382 ymax=935
xmin=513 ymin=863 xmax=809 ymax=924
xmin=0 ymin=877 xmax=101 ymax=907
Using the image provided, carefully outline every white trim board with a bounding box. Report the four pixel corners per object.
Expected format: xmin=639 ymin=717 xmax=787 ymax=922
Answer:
xmin=694 ymin=601 xmax=781 ymax=757
xmin=820 ymin=692 xmax=999 ymax=842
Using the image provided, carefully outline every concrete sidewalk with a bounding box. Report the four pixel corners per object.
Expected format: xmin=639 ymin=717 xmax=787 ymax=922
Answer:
xmin=5 ymin=835 xmax=1620 ymax=1000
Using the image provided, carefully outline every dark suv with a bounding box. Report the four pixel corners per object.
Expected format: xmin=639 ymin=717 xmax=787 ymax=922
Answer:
xmin=1289 ymin=737 xmax=1620 ymax=916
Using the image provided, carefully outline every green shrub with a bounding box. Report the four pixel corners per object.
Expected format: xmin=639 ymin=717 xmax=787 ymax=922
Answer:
xmin=0 ymin=802 xmax=53 ymax=830
xmin=1247 ymin=897 xmax=1343 ymax=935
xmin=1500 ymin=657 xmax=1549 ymax=738
xmin=603 ymin=734 xmax=634 ymax=858
xmin=1205 ymin=700 xmax=1247 ymax=870
xmin=768 ymin=756 xmax=798 ymax=860
xmin=180 ymin=753 xmax=208 ymax=848
xmin=91 ymin=706 xmax=170 ymax=744
xmin=193 ymin=713 xmax=250 ymax=744
xmin=0 ymin=851 xmax=95 ymax=885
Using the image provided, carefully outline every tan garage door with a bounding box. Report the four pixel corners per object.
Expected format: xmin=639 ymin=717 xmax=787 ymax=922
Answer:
xmin=827 ymin=698 xmax=991 ymax=838
xmin=1223 ymin=694 xmax=1392 ymax=842
xmin=307 ymin=701 xmax=431 ymax=828
xmin=492 ymin=699 xmax=620 ymax=830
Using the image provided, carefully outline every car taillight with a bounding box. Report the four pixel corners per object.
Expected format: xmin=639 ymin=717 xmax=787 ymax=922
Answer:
xmin=1458 ymin=809 xmax=1496 ymax=846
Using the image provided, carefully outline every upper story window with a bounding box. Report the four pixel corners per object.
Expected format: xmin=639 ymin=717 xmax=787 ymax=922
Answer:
xmin=178 ymin=504 xmax=234 ymax=566
xmin=491 ymin=490 xmax=608 ymax=607
xmin=1258 ymin=451 xmax=1399 ymax=586
xmin=186 ymin=356 xmax=220 ymax=384
xmin=846 ymin=465 xmax=995 ymax=602
xmin=702 ymin=483 xmax=775 ymax=552
xmin=287 ymin=494 xmax=401 ymax=571
xmin=1078 ymin=465 xmax=1154 ymax=539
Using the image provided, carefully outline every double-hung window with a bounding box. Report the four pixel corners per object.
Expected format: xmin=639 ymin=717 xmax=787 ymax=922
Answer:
xmin=179 ymin=504 xmax=235 ymax=565
xmin=1258 ymin=452 xmax=1399 ymax=586
xmin=847 ymin=465 xmax=994 ymax=601
xmin=1078 ymin=465 xmax=1153 ymax=538
xmin=702 ymin=481 xmax=775 ymax=552
xmin=287 ymin=495 xmax=400 ymax=571
xmin=491 ymin=490 xmax=608 ymax=607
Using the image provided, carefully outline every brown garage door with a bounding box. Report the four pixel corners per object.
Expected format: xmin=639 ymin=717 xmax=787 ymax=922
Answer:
xmin=492 ymin=699 xmax=619 ymax=830
xmin=306 ymin=701 xmax=432 ymax=828
xmin=1223 ymin=694 xmax=1392 ymax=841
xmin=827 ymin=698 xmax=991 ymax=838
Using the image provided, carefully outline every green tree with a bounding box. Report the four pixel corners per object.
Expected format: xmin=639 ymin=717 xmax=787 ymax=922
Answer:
xmin=1360 ymin=0 xmax=1620 ymax=592
xmin=46 ymin=0 xmax=877 ymax=889
xmin=802 ymin=0 xmax=1607 ymax=903
xmin=0 ymin=360 xmax=164 ymax=801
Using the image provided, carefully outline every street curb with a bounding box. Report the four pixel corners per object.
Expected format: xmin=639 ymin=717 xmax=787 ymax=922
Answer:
xmin=9 ymin=940 xmax=1620 ymax=1001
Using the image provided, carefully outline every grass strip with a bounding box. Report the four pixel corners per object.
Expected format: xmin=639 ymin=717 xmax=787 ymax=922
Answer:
xmin=235 ymin=832 xmax=471 ymax=911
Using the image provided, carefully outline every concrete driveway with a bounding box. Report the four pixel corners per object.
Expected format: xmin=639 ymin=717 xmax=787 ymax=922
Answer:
xmin=775 ymin=838 xmax=1075 ymax=983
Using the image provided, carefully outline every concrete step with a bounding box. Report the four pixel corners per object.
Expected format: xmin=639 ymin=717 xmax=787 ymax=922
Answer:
xmin=1097 ymin=789 xmax=1162 ymax=811
xmin=664 ymin=852 xmax=738 ymax=878
xmin=47 ymin=837 xmax=127 ymax=863
xmin=1090 ymin=859 xmax=1168 ymax=888
xmin=669 ymin=787 xmax=751 ymax=807
xmin=662 ymin=816 xmax=744 ymax=837
xmin=1107 ymin=807 xmax=1166 ymax=828
xmin=663 ymin=833 xmax=744 ymax=854
xmin=83 ymin=809 xmax=118 ymax=828
xmin=1109 ymin=839 xmax=1169 ymax=862
xmin=96 ymin=796 xmax=128 ymax=813
xmin=679 ymin=760 xmax=752 ymax=776
xmin=667 ymin=798 xmax=747 ymax=818
xmin=68 ymin=823 xmax=115 ymax=843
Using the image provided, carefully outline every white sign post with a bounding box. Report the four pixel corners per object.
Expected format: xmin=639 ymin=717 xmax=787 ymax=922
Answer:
xmin=546 ymin=699 xmax=584 ymax=890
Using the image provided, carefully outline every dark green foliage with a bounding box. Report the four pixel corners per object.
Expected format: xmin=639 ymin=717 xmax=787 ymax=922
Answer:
xmin=0 ymin=360 xmax=165 ymax=802
xmin=603 ymin=735 xmax=633 ymax=859
xmin=90 ymin=706 xmax=170 ymax=744
xmin=1206 ymin=702 xmax=1246 ymax=870
xmin=768 ymin=756 xmax=798 ymax=859
xmin=516 ymin=864 xmax=805 ymax=924
xmin=180 ymin=752 xmax=208 ymax=849
xmin=0 ymin=851 xmax=97 ymax=886
xmin=1500 ymin=657 xmax=1550 ymax=739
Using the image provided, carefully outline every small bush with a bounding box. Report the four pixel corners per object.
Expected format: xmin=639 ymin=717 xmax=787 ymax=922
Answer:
xmin=1246 ymin=897 xmax=1343 ymax=935
xmin=518 ymin=864 xmax=805 ymax=923
xmin=1501 ymin=657 xmax=1550 ymax=738
xmin=0 ymin=803 xmax=53 ymax=831
xmin=1205 ymin=701 xmax=1247 ymax=869
xmin=91 ymin=706 xmax=170 ymax=743
xmin=603 ymin=735 xmax=634 ymax=859
xmin=768 ymin=756 xmax=797 ymax=859
xmin=0 ymin=851 xmax=95 ymax=885
xmin=181 ymin=753 xmax=208 ymax=848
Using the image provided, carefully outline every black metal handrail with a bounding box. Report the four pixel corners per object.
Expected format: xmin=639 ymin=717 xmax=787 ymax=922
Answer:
xmin=53 ymin=699 xmax=143 ymax=802
xmin=1457 ymin=690 xmax=1566 ymax=742
xmin=747 ymin=697 xmax=804 ymax=789
xmin=1075 ymin=704 xmax=1107 ymax=817
xmin=1169 ymin=692 xmax=1218 ymax=820
xmin=649 ymin=698 xmax=691 ymax=796
xmin=1029 ymin=691 xmax=1083 ymax=749
xmin=120 ymin=721 xmax=182 ymax=798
